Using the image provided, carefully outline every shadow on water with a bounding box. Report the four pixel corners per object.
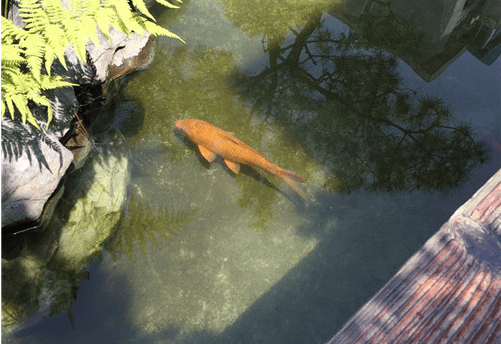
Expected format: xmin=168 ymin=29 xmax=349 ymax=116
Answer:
xmin=10 ymin=188 xmax=465 ymax=344
xmin=13 ymin=260 xmax=141 ymax=343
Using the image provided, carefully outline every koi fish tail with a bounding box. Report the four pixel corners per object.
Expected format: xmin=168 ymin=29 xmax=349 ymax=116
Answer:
xmin=280 ymin=170 xmax=307 ymax=199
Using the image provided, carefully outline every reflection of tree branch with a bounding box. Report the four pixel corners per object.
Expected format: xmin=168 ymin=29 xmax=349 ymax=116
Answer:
xmin=376 ymin=117 xmax=419 ymax=142
xmin=266 ymin=39 xmax=282 ymax=116
xmin=234 ymin=13 xmax=489 ymax=193
xmin=296 ymin=67 xmax=341 ymax=101
xmin=286 ymin=13 xmax=323 ymax=64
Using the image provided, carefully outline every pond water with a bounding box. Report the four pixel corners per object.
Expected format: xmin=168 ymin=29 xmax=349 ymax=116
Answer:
xmin=5 ymin=0 xmax=501 ymax=343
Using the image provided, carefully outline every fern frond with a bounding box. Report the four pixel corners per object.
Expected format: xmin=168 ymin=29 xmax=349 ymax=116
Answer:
xmin=2 ymin=0 xmax=184 ymax=129
xmin=130 ymin=0 xmax=156 ymax=21
xmin=44 ymin=26 xmax=68 ymax=72
xmin=79 ymin=14 xmax=101 ymax=49
xmin=24 ymin=34 xmax=46 ymax=81
xmin=141 ymin=19 xmax=185 ymax=42
xmin=155 ymin=0 xmax=181 ymax=9
xmin=20 ymin=1 xmax=48 ymax=33
xmin=104 ymin=0 xmax=136 ymax=36
xmin=2 ymin=98 xmax=14 ymax=118
xmin=43 ymin=0 xmax=72 ymax=70
xmin=44 ymin=0 xmax=71 ymax=22
xmin=1 ymin=17 xmax=29 ymax=43
xmin=1 ymin=47 xmax=26 ymax=67
xmin=1 ymin=66 xmax=76 ymax=128
xmin=95 ymin=7 xmax=116 ymax=42
xmin=11 ymin=92 xmax=38 ymax=128
xmin=38 ymin=74 xmax=76 ymax=91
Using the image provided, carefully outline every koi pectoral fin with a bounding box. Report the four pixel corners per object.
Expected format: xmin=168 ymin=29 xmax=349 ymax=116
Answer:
xmin=198 ymin=145 xmax=217 ymax=163
xmin=224 ymin=159 xmax=241 ymax=174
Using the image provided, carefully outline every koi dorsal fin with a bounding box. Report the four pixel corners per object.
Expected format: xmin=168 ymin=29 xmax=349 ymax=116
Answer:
xmin=198 ymin=145 xmax=216 ymax=163
xmin=224 ymin=159 xmax=241 ymax=174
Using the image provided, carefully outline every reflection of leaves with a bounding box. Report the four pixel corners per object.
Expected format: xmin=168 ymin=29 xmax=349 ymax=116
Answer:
xmin=106 ymin=193 xmax=199 ymax=262
xmin=235 ymin=15 xmax=490 ymax=194
xmin=220 ymin=0 xmax=330 ymax=42
xmin=1 ymin=258 xmax=42 ymax=329
xmin=46 ymin=268 xmax=90 ymax=329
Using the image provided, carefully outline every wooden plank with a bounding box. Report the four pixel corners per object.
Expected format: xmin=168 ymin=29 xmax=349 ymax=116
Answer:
xmin=326 ymin=168 xmax=501 ymax=344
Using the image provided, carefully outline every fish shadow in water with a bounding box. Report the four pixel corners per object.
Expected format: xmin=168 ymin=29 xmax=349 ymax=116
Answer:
xmin=219 ymin=158 xmax=302 ymax=205
xmin=238 ymin=164 xmax=302 ymax=204
xmin=176 ymin=130 xmax=302 ymax=204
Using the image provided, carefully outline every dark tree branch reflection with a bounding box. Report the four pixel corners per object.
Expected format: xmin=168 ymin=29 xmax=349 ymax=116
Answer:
xmin=234 ymin=14 xmax=489 ymax=194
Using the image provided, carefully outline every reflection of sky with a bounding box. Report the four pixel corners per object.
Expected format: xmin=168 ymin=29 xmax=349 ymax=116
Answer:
xmin=400 ymin=52 xmax=501 ymax=140
xmin=319 ymin=11 xmax=501 ymax=152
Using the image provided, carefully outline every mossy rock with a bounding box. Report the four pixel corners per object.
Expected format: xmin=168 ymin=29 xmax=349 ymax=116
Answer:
xmin=51 ymin=130 xmax=130 ymax=271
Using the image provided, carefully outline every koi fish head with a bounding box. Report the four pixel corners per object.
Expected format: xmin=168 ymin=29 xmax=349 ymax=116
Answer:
xmin=175 ymin=119 xmax=200 ymax=139
xmin=176 ymin=119 xmax=195 ymax=132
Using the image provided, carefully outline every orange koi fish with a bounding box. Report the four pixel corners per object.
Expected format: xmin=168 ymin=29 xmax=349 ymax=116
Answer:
xmin=176 ymin=119 xmax=306 ymax=198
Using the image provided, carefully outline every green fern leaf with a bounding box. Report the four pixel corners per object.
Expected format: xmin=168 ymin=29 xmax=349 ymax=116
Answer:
xmin=20 ymin=0 xmax=51 ymax=40
xmin=130 ymin=0 xmax=156 ymax=21
xmin=155 ymin=0 xmax=181 ymax=9
xmin=80 ymin=15 xmax=101 ymax=49
xmin=1 ymin=17 xmax=28 ymax=43
xmin=45 ymin=0 xmax=71 ymax=22
xmin=43 ymin=1 xmax=72 ymax=70
xmin=1 ymin=46 xmax=25 ymax=67
xmin=142 ymin=19 xmax=185 ymax=42
xmin=65 ymin=26 xmax=88 ymax=64
xmin=39 ymin=74 xmax=76 ymax=91
xmin=110 ymin=0 xmax=135 ymax=36
xmin=44 ymin=26 xmax=68 ymax=72
xmin=2 ymin=0 xmax=184 ymax=129
xmin=2 ymin=97 xmax=12 ymax=118
xmin=95 ymin=7 xmax=116 ymax=42
xmin=11 ymin=93 xmax=38 ymax=128
xmin=1 ymin=63 xmax=75 ymax=128
xmin=24 ymin=34 xmax=46 ymax=81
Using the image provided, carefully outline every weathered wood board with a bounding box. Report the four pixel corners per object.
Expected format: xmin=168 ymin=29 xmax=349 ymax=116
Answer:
xmin=327 ymin=168 xmax=501 ymax=344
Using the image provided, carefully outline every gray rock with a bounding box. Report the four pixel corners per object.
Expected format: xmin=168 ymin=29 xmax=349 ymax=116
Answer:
xmin=2 ymin=5 xmax=153 ymax=228
xmin=1 ymin=117 xmax=73 ymax=227
xmin=87 ymin=27 xmax=153 ymax=84
xmin=1 ymin=82 xmax=75 ymax=227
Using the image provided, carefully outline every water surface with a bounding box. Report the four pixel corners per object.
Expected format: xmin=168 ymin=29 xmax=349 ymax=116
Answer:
xmin=7 ymin=0 xmax=501 ymax=343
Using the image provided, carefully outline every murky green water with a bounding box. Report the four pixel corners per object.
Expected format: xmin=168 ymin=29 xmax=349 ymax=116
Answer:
xmin=5 ymin=0 xmax=500 ymax=343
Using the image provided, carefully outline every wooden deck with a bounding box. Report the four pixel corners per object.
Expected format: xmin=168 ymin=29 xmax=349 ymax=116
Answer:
xmin=326 ymin=168 xmax=501 ymax=344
